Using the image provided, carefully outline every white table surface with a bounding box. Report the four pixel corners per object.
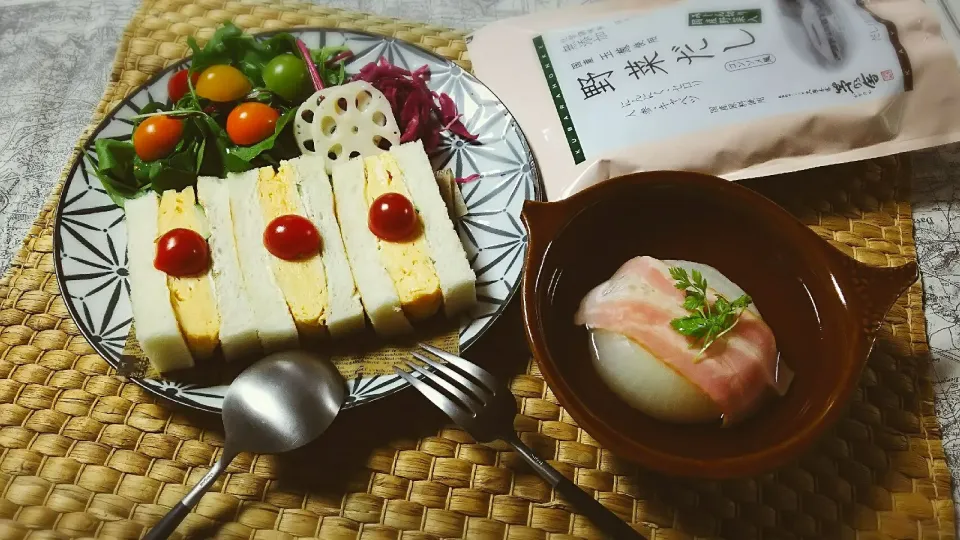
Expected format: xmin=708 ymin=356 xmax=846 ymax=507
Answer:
xmin=3 ymin=0 xmax=960 ymax=530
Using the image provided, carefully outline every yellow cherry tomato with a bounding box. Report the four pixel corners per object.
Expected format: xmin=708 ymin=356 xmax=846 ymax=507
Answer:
xmin=195 ymin=65 xmax=252 ymax=102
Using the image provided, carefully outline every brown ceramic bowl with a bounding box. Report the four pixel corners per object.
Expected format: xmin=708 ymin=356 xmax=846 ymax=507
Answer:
xmin=520 ymin=171 xmax=917 ymax=479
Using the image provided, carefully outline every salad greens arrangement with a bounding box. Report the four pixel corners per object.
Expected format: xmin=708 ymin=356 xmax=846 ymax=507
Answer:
xmin=186 ymin=23 xmax=351 ymax=90
xmin=91 ymin=23 xmax=350 ymax=207
xmin=90 ymin=23 xmax=478 ymax=208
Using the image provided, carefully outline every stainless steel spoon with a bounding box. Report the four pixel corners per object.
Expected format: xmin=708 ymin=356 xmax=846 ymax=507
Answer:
xmin=145 ymin=351 xmax=347 ymax=539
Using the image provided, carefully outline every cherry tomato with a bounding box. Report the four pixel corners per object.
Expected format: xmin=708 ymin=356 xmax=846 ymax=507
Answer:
xmin=263 ymin=54 xmax=308 ymax=101
xmin=368 ymin=193 xmax=417 ymax=241
xmin=264 ymin=215 xmax=321 ymax=260
xmin=227 ymin=103 xmax=280 ymax=145
xmin=133 ymin=115 xmax=184 ymax=161
xmin=154 ymin=228 xmax=210 ymax=277
xmin=195 ymin=65 xmax=252 ymax=102
xmin=167 ymin=69 xmax=200 ymax=103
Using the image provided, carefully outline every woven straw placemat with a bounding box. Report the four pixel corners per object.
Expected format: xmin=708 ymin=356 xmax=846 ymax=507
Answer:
xmin=0 ymin=1 xmax=953 ymax=538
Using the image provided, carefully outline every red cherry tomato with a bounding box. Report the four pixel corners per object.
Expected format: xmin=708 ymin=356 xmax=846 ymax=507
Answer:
xmin=167 ymin=69 xmax=200 ymax=103
xmin=154 ymin=228 xmax=210 ymax=277
xmin=227 ymin=103 xmax=280 ymax=146
xmin=263 ymin=215 xmax=321 ymax=260
xmin=369 ymin=193 xmax=417 ymax=241
xmin=133 ymin=115 xmax=184 ymax=162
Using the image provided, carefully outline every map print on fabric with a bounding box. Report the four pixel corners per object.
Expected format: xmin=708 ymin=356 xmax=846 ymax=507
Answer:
xmin=0 ymin=0 xmax=136 ymax=272
xmin=913 ymin=143 xmax=960 ymax=505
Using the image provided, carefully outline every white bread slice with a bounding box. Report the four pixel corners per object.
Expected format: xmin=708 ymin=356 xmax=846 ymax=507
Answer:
xmin=289 ymin=156 xmax=365 ymax=337
xmin=226 ymin=169 xmax=300 ymax=352
xmin=392 ymin=141 xmax=477 ymax=317
xmin=124 ymin=192 xmax=193 ymax=372
xmin=156 ymin=188 xmax=220 ymax=360
xmin=196 ymin=176 xmax=262 ymax=361
xmin=331 ymin=158 xmax=413 ymax=336
xmin=256 ymin=165 xmax=328 ymax=341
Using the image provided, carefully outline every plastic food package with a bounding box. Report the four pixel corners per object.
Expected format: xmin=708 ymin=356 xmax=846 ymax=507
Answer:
xmin=467 ymin=0 xmax=960 ymax=200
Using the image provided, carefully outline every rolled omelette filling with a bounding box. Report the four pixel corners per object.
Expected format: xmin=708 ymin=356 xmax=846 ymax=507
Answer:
xmin=363 ymin=153 xmax=442 ymax=321
xmin=257 ymin=164 xmax=329 ymax=339
xmin=157 ymin=187 xmax=220 ymax=360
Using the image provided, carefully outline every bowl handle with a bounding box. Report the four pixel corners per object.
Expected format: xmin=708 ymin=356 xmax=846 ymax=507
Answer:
xmin=825 ymin=245 xmax=918 ymax=343
xmin=521 ymin=200 xmax=571 ymax=269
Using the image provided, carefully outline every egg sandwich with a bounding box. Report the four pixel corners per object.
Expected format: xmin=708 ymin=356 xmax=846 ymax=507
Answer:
xmin=294 ymin=156 xmax=366 ymax=337
xmin=125 ymin=144 xmax=474 ymax=373
xmin=125 ymin=192 xmax=195 ymax=372
xmin=127 ymin=155 xmax=367 ymax=372
xmin=228 ymin=155 xmax=366 ymax=347
xmin=227 ymin=167 xmax=302 ymax=352
xmin=332 ymin=140 xmax=477 ymax=336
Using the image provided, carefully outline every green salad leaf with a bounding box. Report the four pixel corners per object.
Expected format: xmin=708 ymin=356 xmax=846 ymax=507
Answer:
xmin=138 ymin=101 xmax=166 ymax=118
xmin=188 ymin=23 xmax=298 ymax=87
xmin=90 ymin=139 xmax=144 ymax=208
xmin=133 ymin=152 xmax=197 ymax=193
xmin=195 ymin=115 xmax=254 ymax=173
xmin=311 ymin=45 xmax=352 ymax=87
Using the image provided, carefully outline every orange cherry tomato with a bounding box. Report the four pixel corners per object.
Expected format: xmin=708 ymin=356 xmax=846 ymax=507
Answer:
xmin=227 ymin=103 xmax=280 ymax=146
xmin=195 ymin=65 xmax=252 ymax=102
xmin=133 ymin=115 xmax=184 ymax=161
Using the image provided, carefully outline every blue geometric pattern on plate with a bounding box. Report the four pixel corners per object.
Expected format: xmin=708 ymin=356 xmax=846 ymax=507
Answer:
xmin=53 ymin=28 xmax=542 ymax=413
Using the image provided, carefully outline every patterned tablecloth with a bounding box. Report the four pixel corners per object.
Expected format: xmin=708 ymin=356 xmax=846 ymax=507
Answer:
xmin=5 ymin=0 xmax=960 ymax=531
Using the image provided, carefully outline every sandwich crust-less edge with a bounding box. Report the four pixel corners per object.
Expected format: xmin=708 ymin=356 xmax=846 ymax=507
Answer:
xmin=196 ymin=176 xmax=262 ymax=361
xmin=124 ymin=192 xmax=194 ymax=372
xmin=289 ymin=155 xmax=366 ymax=337
xmin=256 ymin=165 xmax=329 ymax=341
xmin=392 ymin=141 xmax=477 ymax=317
xmin=227 ymin=169 xmax=301 ymax=352
xmin=332 ymin=158 xmax=414 ymax=336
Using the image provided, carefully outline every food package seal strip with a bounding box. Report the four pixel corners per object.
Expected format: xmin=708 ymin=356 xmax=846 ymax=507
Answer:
xmin=467 ymin=0 xmax=960 ymax=200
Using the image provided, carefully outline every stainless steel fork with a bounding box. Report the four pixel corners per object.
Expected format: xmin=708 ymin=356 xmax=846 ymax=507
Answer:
xmin=396 ymin=344 xmax=645 ymax=540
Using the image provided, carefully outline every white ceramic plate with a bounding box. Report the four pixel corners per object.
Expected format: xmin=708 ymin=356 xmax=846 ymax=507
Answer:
xmin=53 ymin=28 xmax=541 ymax=413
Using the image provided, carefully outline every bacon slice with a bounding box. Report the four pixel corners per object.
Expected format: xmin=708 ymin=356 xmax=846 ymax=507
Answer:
xmin=575 ymin=256 xmax=784 ymax=422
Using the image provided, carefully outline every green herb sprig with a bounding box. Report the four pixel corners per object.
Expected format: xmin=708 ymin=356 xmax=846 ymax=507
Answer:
xmin=668 ymin=267 xmax=753 ymax=361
